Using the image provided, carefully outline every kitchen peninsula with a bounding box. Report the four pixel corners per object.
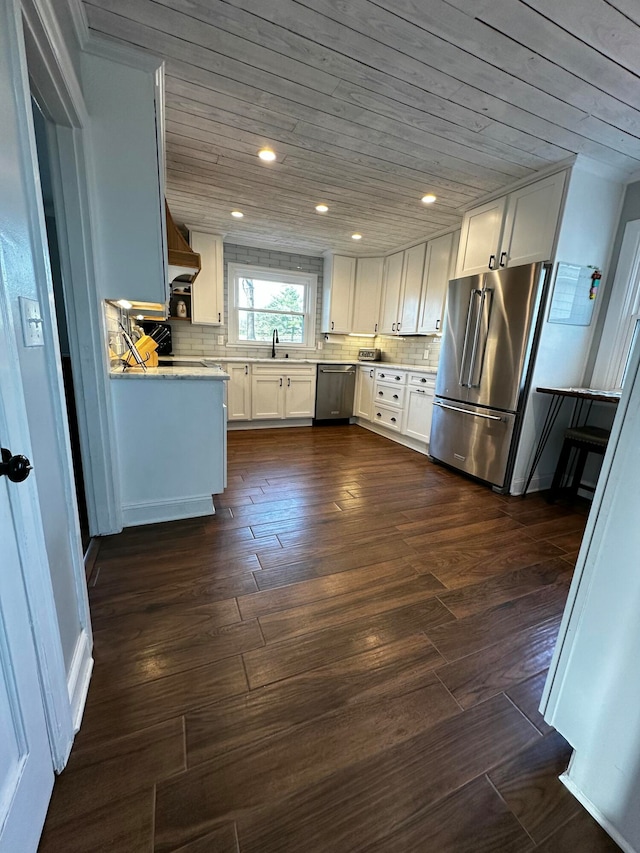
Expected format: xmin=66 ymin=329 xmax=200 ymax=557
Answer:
xmin=110 ymin=365 xmax=228 ymax=527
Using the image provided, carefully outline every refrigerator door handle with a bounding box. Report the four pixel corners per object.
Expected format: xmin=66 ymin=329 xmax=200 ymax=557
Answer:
xmin=468 ymin=288 xmax=492 ymax=388
xmin=433 ymin=400 xmax=503 ymax=421
xmin=459 ymin=289 xmax=482 ymax=387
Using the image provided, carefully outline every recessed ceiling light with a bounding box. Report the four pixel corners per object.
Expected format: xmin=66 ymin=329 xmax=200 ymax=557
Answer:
xmin=315 ymin=204 xmax=329 ymax=213
xmin=421 ymin=194 xmax=437 ymax=204
xmin=352 ymin=233 xmax=363 ymax=240
xmin=231 ymin=210 xmax=244 ymax=218
xmin=258 ymin=148 xmax=276 ymax=162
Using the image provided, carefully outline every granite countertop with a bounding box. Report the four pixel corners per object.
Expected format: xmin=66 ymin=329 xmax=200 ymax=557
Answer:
xmin=110 ymin=364 xmax=229 ymax=380
xmin=158 ymin=355 xmax=437 ymax=374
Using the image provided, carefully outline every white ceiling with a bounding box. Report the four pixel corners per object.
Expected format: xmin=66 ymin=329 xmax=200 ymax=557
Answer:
xmin=83 ymin=0 xmax=640 ymax=255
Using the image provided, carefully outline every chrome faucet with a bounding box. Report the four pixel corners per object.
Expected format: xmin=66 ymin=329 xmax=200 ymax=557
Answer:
xmin=271 ymin=328 xmax=279 ymax=358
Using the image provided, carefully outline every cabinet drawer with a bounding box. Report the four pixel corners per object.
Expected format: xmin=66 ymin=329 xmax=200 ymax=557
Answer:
xmin=372 ymin=404 xmax=403 ymax=432
xmin=375 ymin=368 xmax=406 ymax=384
xmin=409 ymin=372 xmax=436 ymax=389
xmin=374 ymin=383 xmax=406 ymax=408
xmin=252 ymin=364 xmax=316 ymax=377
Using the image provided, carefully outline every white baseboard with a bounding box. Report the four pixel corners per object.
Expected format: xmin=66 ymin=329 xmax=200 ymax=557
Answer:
xmin=510 ymin=471 xmax=553 ymax=496
xmin=67 ymin=629 xmax=93 ymax=735
xmin=355 ymin=418 xmax=430 ymax=456
xmin=227 ymin=418 xmax=313 ymax=430
xmin=560 ymin=772 xmax=636 ymax=853
xmin=122 ymin=495 xmax=215 ymax=527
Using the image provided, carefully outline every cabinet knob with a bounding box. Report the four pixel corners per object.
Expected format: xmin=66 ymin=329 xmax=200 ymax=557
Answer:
xmin=499 ymin=251 xmax=507 ymax=268
xmin=378 ymin=390 xmax=383 ymax=396
xmin=393 ymin=394 xmax=399 ymax=400
xmin=421 ymin=377 xmax=426 ymax=383
xmin=380 ymin=373 xmax=386 ymax=378
xmin=376 ymin=412 xmax=382 ymax=417
xmin=395 ymin=376 xmax=401 ymax=380
xmin=488 ymin=254 xmax=496 ymax=270
xmin=391 ymin=417 xmax=396 ymax=423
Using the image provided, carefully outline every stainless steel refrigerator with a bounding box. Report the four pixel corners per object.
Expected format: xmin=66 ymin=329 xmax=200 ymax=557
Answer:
xmin=429 ymin=262 xmax=549 ymax=490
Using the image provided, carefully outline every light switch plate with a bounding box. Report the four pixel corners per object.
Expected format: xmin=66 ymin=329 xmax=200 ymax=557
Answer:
xmin=20 ymin=297 xmax=44 ymax=347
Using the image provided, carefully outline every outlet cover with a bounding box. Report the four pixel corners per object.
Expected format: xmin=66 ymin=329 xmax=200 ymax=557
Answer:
xmin=317 ymin=340 xmax=323 ymax=350
xmin=217 ymin=335 xmax=225 ymax=345
xmin=20 ymin=297 xmax=44 ymax=347
xmin=423 ymin=347 xmax=430 ymax=360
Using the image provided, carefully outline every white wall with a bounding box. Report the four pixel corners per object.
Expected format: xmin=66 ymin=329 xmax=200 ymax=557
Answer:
xmin=510 ymin=164 xmax=624 ymax=494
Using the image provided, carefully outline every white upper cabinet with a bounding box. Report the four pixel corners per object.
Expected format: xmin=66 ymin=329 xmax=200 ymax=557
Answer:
xmin=190 ymin=232 xmax=224 ymax=325
xmin=456 ymin=171 xmax=566 ymax=277
xmin=500 ymin=173 xmax=566 ymax=269
xmin=399 ymin=243 xmax=427 ymax=334
xmin=322 ymin=255 xmax=356 ymax=333
xmin=352 ymin=257 xmax=384 ymax=335
xmin=380 ymin=245 xmax=426 ymax=335
xmin=456 ymin=197 xmax=507 ymax=277
xmin=81 ymin=52 xmax=167 ymax=304
xmin=379 ymin=251 xmax=404 ymax=334
xmin=418 ymin=231 xmax=459 ymax=335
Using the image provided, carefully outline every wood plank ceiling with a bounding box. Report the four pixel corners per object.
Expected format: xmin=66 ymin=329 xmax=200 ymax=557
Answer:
xmin=83 ymin=0 xmax=640 ymax=255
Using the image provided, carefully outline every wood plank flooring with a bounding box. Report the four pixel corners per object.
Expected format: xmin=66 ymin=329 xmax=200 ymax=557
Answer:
xmin=38 ymin=425 xmax=620 ymax=852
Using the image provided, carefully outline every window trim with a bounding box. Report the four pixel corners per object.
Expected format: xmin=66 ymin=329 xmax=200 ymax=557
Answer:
xmin=592 ymin=219 xmax=640 ymax=390
xmin=227 ymin=263 xmax=317 ymax=350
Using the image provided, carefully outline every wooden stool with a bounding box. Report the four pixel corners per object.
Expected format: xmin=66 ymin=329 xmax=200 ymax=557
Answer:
xmin=548 ymin=425 xmax=610 ymax=503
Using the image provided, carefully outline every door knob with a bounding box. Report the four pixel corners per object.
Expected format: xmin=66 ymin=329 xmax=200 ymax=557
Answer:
xmin=0 ymin=448 xmax=33 ymax=483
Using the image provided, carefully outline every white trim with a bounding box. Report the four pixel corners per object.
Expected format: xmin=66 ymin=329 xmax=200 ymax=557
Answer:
xmin=355 ymin=418 xmax=430 ymax=455
xmin=227 ymin=263 xmax=317 ymax=350
xmin=559 ymin=773 xmax=636 ymax=853
xmin=83 ymin=30 xmax=163 ymax=72
xmin=591 ymin=219 xmax=640 ymax=390
xmin=21 ymin=0 xmax=87 ymax=127
xmin=66 ymin=0 xmax=89 ymax=51
xmin=66 ymin=629 xmax=93 ymax=735
xmin=122 ymin=495 xmax=215 ymax=527
xmin=227 ymin=418 xmax=313 ymax=430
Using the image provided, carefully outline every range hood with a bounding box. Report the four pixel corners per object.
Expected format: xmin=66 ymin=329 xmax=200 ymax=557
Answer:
xmin=166 ymin=200 xmax=201 ymax=283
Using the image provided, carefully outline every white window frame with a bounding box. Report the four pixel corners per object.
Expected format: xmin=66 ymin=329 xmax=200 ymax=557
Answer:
xmin=592 ymin=220 xmax=640 ymax=390
xmin=227 ymin=263 xmax=317 ymax=350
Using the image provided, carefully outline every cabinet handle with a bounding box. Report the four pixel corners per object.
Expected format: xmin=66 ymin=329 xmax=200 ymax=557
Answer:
xmin=499 ymin=251 xmax=507 ymax=268
xmin=391 ymin=323 xmax=396 ymax=332
xmin=288 ymin=377 xmax=291 ymax=387
xmin=218 ymin=312 xmax=221 ymax=322
xmin=436 ymin=319 xmax=440 ymax=331
xmin=397 ymin=322 xmax=401 ymax=331
xmin=245 ymin=365 xmax=248 ymax=375
xmin=280 ymin=377 xmax=283 ymax=387
xmin=331 ymin=321 xmax=335 ymax=330
xmin=416 ymin=388 xmax=426 ymax=394
xmin=369 ymin=369 xmax=374 ymax=378
xmin=391 ymin=417 xmax=396 ymax=423
xmin=488 ymin=254 xmax=496 ymax=269
xmin=374 ymin=323 xmax=378 ymax=333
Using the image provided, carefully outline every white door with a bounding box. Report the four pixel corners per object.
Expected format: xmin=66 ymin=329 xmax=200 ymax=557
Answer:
xmin=398 ymin=243 xmax=426 ymax=334
xmin=500 ymin=172 xmax=566 ymax=269
xmin=379 ymin=251 xmax=404 ymax=334
xmin=0 ymin=471 xmax=54 ymax=853
xmin=418 ymin=232 xmax=454 ymax=334
xmin=285 ymin=373 xmax=316 ymax=418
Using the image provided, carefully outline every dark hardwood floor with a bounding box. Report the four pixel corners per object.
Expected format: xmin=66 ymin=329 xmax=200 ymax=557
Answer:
xmin=39 ymin=425 xmax=620 ymax=852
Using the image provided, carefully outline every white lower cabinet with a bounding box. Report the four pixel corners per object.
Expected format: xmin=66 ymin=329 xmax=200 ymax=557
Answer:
xmin=222 ymin=363 xmax=251 ymax=421
xmin=405 ymin=373 xmax=436 ymax=443
xmin=251 ymin=364 xmax=316 ymax=420
xmin=372 ymin=403 xmax=403 ymax=432
xmin=355 ymin=366 xmax=375 ymax=419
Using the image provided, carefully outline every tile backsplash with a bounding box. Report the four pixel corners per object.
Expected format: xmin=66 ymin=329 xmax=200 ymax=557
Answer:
xmin=169 ymin=243 xmax=442 ymax=369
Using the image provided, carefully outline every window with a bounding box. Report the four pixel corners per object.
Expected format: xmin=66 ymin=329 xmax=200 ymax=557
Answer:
xmin=227 ymin=263 xmax=317 ymax=349
xmin=592 ymin=220 xmax=640 ymax=390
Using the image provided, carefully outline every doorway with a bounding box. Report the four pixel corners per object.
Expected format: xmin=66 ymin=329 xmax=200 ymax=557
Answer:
xmin=31 ymin=99 xmax=90 ymax=554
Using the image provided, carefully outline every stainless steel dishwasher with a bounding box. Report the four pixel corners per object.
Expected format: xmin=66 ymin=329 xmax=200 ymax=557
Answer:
xmin=314 ymin=363 xmax=356 ymax=423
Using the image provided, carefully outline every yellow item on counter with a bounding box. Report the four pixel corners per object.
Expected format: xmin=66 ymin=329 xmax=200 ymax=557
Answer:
xmin=123 ymin=334 xmax=159 ymax=367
